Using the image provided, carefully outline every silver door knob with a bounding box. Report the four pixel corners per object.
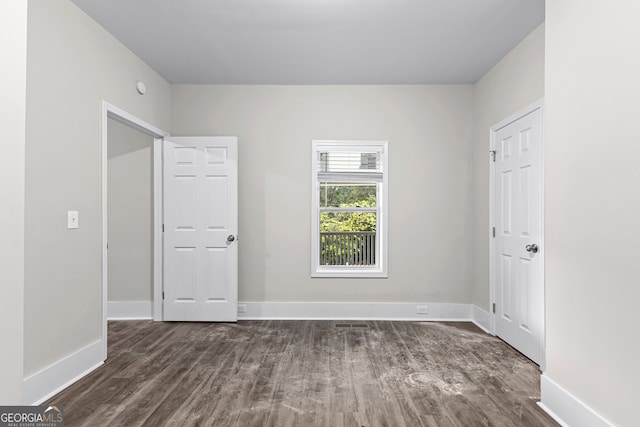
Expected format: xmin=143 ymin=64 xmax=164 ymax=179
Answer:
xmin=525 ymin=244 xmax=539 ymax=253
xmin=227 ymin=235 xmax=235 ymax=243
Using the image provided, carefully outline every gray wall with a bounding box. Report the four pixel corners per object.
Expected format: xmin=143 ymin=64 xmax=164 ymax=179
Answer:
xmin=107 ymin=118 xmax=154 ymax=302
xmin=172 ymin=85 xmax=474 ymax=303
xmin=0 ymin=0 xmax=27 ymax=404
xmin=545 ymin=1 xmax=640 ymax=425
xmin=471 ymin=24 xmax=546 ymax=310
xmin=24 ymin=0 xmax=170 ymax=376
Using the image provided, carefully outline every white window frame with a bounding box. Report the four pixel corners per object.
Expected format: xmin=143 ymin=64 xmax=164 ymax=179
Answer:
xmin=311 ymin=140 xmax=388 ymax=278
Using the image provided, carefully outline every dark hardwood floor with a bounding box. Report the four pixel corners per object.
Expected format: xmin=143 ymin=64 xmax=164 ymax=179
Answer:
xmin=47 ymin=320 xmax=558 ymax=426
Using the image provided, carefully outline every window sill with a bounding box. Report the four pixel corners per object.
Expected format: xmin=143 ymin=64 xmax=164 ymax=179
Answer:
xmin=311 ymin=268 xmax=388 ymax=279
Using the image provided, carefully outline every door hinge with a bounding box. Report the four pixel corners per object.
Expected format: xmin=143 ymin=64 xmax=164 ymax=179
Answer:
xmin=492 ymin=303 xmax=496 ymax=314
xmin=162 ymin=224 xmax=164 ymax=232
xmin=162 ymin=292 xmax=165 ymax=300
xmin=490 ymin=150 xmax=497 ymax=162
xmin=492 ymin=227 xmax=496 ymax=238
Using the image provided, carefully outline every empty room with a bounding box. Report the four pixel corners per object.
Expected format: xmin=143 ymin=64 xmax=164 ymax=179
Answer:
xmin=1 ymin=0 xmax=638 ymax=426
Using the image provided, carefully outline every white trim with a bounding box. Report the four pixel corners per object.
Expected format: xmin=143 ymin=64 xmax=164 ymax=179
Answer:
xmin=471 ymin=305 xmax=491 ymax=333
xmin=105 ymin=103 xmax=167 ymax=138
xmin=237 ymin=301 xmax=474 ymax=321
xmin=23 ymin=340 xmax=103 ymax=405
xmin=310 ymin=140 xmax=389 ymax=278
xmin=489 ymin=122 xmax=496 ymax=334
xmin=101 ymin=101 xmax=169 ymax=359
xmin=488 ymin=99 xmax=545 ymax=368
xmin=153 ymin=138 xmax=163 ymax=321
xmin=107 ymin=301 xmax=153 ymax=320
xmin=539 ymin=374 xmax=614 ymax=427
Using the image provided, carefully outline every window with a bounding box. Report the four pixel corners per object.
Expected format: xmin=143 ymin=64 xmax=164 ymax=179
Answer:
xmin=311 ymin=140 xmax=388 ymax=277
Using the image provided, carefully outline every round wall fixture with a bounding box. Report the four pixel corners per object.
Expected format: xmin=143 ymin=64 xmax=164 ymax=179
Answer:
xmin=136 ymin=81 xmax=146 ymax=95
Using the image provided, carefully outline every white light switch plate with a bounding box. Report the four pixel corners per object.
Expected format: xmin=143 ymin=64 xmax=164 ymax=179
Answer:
xmin=67 ymin=211 xmax=79 ymax=229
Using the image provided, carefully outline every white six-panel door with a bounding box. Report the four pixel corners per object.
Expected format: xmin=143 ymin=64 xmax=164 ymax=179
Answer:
xmin=493 ymin=105 xmax=544 ymax=365
xmin=163 ymin=137 xmax=238 ymax=322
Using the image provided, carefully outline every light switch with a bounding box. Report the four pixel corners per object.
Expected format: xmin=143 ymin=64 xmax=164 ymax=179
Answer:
xmin=67 ymin=211 xmax=79 ymax=229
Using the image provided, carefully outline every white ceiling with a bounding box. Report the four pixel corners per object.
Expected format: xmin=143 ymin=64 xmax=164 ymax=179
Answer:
xmin=70 ymin=0 xmax=544 ymax=85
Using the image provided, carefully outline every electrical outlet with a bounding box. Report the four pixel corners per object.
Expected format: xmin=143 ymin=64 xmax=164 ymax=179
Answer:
xmin=417 ymin=306 xmax=428 ymax=315
xmin=237 ymin=304 xmax=247 ymax=314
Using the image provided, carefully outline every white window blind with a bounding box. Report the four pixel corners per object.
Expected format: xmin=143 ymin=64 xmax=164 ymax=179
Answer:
xmin=317 ymin=149 xmax=384 ymax=183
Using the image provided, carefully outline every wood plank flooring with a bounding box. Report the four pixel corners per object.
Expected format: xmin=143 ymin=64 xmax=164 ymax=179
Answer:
xmin=46 ymin=320 xmax=558 ymax=426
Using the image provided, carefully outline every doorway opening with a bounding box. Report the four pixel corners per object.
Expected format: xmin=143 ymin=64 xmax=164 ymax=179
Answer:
xmin=101 ymin=102 xmax=168 ymax=359
xmin=107 ymin=118 xmax=154 ymax=318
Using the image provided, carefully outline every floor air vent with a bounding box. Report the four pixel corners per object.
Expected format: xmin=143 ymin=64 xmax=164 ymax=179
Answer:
xmin=334 ymin=323 xmax=370 ymax=329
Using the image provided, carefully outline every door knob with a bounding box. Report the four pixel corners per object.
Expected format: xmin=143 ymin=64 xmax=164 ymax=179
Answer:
xmin=227 ymin=235 xmax=236 ymax=243
xmin=525 ymin=244 xmax=539 ymax=253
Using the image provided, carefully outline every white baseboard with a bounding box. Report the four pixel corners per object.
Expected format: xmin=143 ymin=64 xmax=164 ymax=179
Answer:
xmin=23 ymin=339 xmax=104 ymax=405
xmin=539 ymin=374 xmax=613 ymax=427
xmin=237 ymin=301 xmax=472 ymax=321
xmin=471 ymin=304 xmax=491 ymax=333
xmin=107 ymin=301 xmax=152 ymax=320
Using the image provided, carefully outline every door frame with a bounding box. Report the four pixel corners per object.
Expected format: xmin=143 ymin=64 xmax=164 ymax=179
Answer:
xmin=101 ymin=101 xmax=169 ymax=359
xmin=488 ymin=98 xmax=545 ymax=368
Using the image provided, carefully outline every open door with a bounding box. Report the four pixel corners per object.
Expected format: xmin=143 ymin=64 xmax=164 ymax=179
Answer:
xmin=163 ymin=136 xmax=238 ymax=322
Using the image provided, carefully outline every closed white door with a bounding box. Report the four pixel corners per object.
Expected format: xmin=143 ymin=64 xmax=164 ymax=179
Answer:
xmin=163 ymin=137 xmax=238 ymax=322
xmin=493 ymin=105 xmax=544 ymax=365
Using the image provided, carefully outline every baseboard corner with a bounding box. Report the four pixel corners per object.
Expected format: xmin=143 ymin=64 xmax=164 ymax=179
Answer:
xmin=540 ymin=373 xmax=614 ymax=427
xmin=471 ymin=304 xmax=491 ymax=334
